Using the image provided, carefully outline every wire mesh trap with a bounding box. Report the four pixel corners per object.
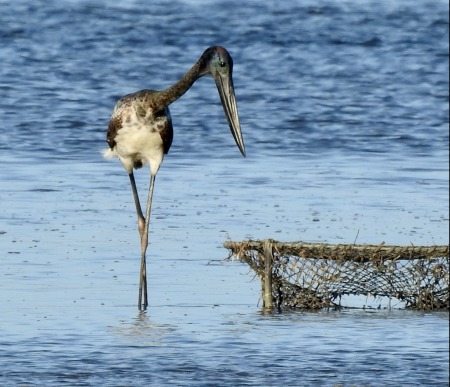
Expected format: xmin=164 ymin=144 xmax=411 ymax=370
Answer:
xmin=224 ymin=240 xmax=449 ymax=311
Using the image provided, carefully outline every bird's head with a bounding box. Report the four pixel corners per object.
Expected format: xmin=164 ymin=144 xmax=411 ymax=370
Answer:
xmin=199 ymin=46 xmax=234 ymax=78
xmin=199 ymin=46 xmax=246 ymax=157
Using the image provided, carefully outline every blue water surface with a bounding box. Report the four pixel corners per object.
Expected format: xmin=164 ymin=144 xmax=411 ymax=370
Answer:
xmin=0 ymin=0 xmax=448 ymax=385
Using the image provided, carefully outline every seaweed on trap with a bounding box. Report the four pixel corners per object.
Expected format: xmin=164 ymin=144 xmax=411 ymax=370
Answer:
xmin=224 ymin=240 xmax=449 ymax=311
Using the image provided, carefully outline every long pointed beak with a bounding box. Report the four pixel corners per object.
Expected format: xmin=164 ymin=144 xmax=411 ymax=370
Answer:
xmin=215 ymin=74 xmax=246 ymax=157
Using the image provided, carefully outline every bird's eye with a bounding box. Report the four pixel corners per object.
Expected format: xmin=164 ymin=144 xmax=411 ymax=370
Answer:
xmin=219 ymin=61 xmax=226 ymax=67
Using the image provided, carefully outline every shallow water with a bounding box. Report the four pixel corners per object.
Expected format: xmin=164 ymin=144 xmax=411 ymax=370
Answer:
xmin=1 ymin=0 xmax=449 ymax=385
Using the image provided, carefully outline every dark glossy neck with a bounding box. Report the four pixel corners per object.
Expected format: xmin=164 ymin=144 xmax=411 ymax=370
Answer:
xmin=154 ymin=59 xmax=205 ymax=111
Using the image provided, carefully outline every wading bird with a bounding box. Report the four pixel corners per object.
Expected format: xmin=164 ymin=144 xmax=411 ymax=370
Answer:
xmin=103 ymin=46 xmax=246 ymax=310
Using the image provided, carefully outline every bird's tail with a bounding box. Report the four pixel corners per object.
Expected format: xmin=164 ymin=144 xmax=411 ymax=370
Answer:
xmin=102 ymin=148 xmax=117 ymax=160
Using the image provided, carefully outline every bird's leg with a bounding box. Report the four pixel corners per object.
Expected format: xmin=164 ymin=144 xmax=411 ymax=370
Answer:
xmin=139 ymin=174 xmax=156 ymax=309
xmin=128 ymin=172 xmax=146 ymax=309
xmin=128 ymin=172 xmax=145 ymax=238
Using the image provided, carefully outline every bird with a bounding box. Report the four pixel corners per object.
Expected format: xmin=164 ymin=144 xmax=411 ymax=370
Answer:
xmin=103 ymin=46 xmax=246 ymax=310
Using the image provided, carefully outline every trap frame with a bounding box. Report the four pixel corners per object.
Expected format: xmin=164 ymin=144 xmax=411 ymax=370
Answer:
xmin=224 ymin=240 xmax=449 ymax=311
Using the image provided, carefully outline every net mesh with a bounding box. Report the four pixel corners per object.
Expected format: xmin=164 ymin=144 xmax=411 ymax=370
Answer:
xmin=224 ymin=240 xmax=449 ymax=310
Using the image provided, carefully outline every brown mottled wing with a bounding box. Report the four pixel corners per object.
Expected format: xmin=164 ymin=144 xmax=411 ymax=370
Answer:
xmin=106 ymin=91 xmax=137 ymax=150
xmin=106 ymin=115 xmax=122 ymax=149
xmin=157 ymin=107 xmax=174 ymax=154
xmin=106 ymin=89 xmax=173 ymax=154
xmin=163 ymin=117 xmax=174 ymax=154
